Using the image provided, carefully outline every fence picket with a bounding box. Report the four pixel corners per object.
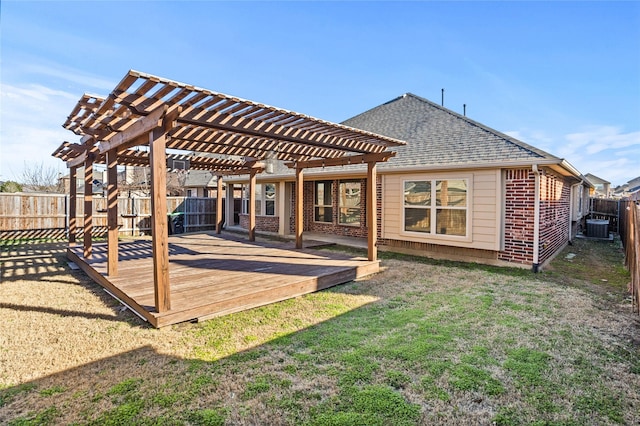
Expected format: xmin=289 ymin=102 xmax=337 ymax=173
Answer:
xmin=0 ymin=194 xmax=223 ymax=241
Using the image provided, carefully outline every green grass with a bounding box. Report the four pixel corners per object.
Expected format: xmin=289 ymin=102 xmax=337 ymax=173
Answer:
xmin=1 ymin=238 xmax=637 ymax=424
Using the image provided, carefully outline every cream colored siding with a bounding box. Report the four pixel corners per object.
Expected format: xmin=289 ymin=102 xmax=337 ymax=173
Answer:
xmin=382 ymin=170 xmax=499 ymax=250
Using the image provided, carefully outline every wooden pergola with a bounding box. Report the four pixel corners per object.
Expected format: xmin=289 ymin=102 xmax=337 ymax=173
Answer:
xmin=53 ymin=70 xmax=404 ymax=315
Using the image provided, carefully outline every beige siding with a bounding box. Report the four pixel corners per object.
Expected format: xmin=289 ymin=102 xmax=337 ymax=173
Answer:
xmin=382 ymin=169 xmax=500 ymax=251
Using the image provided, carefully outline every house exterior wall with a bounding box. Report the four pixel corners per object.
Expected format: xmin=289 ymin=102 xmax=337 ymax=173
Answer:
xmin=288 ymin=180 xmax=369 ymax=238
xmin=238 ymin=167 xmax=574 ymax=270
xmin=498 ymin=169 xmax=536 ymax=264
xmin=538 ymin=169 xmax=571 ymax=265
xmin=380 ymin=170 xmax=499 ymax=251
xmin=497 ymin=167 xmax=573 ymax=266
xmin=239 ymin=214 xmax=280 ymax=233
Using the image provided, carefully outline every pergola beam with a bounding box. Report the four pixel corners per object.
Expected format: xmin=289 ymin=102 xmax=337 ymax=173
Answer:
xmin=99 ymin=105 xmax=180 ymax=154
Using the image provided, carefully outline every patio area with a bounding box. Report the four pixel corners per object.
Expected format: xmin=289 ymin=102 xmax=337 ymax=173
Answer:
xmin=67 ymin=232 xmax=379 ymax=328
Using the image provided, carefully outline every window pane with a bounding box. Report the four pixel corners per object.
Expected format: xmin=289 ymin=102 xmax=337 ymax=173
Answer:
xmin=265 ymin=184 xmax=276 ymax=199
xmin=315 ymin=181 xmax=333 ymax=206
xmin=404 ymin=208 xmax=430 ymax=233
xmin=340 ymin=208 xmax=360 ymax=225
xmin=436 ymin=180 xmax=467 ymax=207
xmin=339 ymin=181 xmax=361 ymax=225
xmin=436 ymin=209 xmax=466 ymax=236
xmin=404 ymin=181 xmax=431 ymax=206
xmin=315 ymin=182 xmax=325 ymax=205
xmin=315 ymin=206 xmax=333 ymax=222
xmin=265 ymin=200 xmax=275 ymax=216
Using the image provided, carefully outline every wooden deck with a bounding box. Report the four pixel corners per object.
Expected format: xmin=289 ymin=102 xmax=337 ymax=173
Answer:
xmin=68 ymin=233 xmax=379 ymax=328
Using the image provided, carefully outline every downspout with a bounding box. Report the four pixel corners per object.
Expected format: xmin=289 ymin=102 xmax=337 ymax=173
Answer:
xmin=569 ymin=183 xmax=581 ymax=243
xmin=532 ymin=164 xmax=541 ymax=273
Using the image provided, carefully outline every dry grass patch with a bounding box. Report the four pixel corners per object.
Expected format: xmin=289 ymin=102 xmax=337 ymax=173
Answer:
xmin=1 ymin=238 xmax=639 ymax=425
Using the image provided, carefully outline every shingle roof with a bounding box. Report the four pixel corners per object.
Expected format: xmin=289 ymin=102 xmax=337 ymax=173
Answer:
xmin=184 ymin=170 xmax=216 ymax=188
xmin=341 ymin=93 xmax=559 ymax=170
xmin=584 ymin=173 xmax=611 ymax=185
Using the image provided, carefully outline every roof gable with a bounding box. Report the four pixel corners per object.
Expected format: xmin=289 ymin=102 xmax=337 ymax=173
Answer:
xmin=184 ymin=170 xmax=216 ymax=188
xmin=342 ymin=93 xmax=560 ymax=169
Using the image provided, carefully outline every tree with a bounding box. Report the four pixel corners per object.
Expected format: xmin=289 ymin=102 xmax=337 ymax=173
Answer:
xmin=19 ymin=162 xmax=64 ymax=193
xmin=0 ymin=180 xmax=23 ymax=192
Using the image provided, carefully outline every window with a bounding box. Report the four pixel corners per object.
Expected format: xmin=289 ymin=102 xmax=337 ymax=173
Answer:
xmin=339 ymin=180 xmax=361 ymax=226
xmin=240 ymin=183 xmax=276 ymax=216
xmin=254 ymin=184 xmax=262 ymax=215
xmin=264 ymin=184 xmax=276 ymax=216
xmin=186 ymin=189 xmax=193 ymax=198
xmin=404 ymin=179 xmax=467 ymax=237
xmin=314 ymin=181 xmax=333 ymax=222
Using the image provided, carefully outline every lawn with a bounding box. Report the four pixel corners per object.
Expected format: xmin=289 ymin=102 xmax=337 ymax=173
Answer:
xmin=1 ymin=238 xmax=638 ymax=425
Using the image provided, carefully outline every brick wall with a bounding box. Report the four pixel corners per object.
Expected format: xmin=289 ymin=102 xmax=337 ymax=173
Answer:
xmin=239 ymin=214 xmax=279 ymax=233
xmin=538 ymin=170 xmax=571 ymax=264
xmin=498 ymin=168 xmax=572 ymax=267
xmin=499 ymin=169 xmax=535 ymax=265
xmin=289 ymin=179 xmax=369 ymax=238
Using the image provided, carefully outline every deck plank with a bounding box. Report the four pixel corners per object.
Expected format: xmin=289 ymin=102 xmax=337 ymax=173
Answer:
xmin=68 ymin=232 xmax=378 ymax=327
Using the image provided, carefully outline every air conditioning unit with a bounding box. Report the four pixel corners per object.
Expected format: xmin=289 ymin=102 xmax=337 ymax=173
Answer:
xmin=586 ymin=219 xmax=609 ymax=239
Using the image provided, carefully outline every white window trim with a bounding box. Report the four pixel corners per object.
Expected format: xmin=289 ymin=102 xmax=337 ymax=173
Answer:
xmin=400 ymin=176 xmax=472 ymax=242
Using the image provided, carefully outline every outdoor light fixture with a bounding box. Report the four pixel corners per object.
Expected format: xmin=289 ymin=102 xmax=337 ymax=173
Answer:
xmin=265 ymin=150 xmax=277 ymax=174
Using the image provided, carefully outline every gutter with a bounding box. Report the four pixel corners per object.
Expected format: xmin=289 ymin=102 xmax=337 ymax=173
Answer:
xmin=532 ymin=164 xmax=541 ymax=273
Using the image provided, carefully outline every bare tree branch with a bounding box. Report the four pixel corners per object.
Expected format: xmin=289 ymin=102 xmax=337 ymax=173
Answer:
xmin=19 ymin=162 xmax=64 ymax=193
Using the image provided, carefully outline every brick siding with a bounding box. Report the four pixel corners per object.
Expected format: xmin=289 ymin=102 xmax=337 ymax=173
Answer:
xmin=288 ymin=179 xmax=370 ymax=238
xmin=239 ymin=214 xmax=279 ymax=233
xmin=498 ymin=168 xmax=572 ymax=266
xmin=538 ymin=169 xmax=571 ymax=264
xmin=498 ymin=169 xmax=536 ymax=265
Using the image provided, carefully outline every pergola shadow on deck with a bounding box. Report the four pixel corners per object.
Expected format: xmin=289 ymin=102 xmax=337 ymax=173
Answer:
xmin=52 ymin=70 xmax=404 ymax=325
xmin=68 ymin=232 xmax=378 ymax=328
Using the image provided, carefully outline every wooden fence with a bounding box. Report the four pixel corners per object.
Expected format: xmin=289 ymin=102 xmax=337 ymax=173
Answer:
xmin=0 ymin=193 xmax=68 ymax=240
xmin=619 ymin=199 xmax=640 ymax=314
xmin=0 ymin=193 xmax=229 ymax=241
xmin=589 ymin=198 xmax=619 ymax=233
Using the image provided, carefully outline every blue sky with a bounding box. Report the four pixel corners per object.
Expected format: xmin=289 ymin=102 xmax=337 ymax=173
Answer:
xmin=1 ymin=1 xmax=639 ymax=185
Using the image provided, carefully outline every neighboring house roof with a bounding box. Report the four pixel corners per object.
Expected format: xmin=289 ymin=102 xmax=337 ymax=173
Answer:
xmin=584 ymin=173 xmax=611 ymax=186
xmin=627 ymin=176 xmax=640 ymax=188
xmin=184 ymin=170 xmax=217 ymax=188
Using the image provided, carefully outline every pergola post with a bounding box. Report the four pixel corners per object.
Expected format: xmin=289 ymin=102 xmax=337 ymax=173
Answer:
xmin=226 ymin=183 xmax=235 ymax=227
xmin=367 ymin=162 xmax=377 ymax=261
xmin=150 ymin=127 xmax=171 ymax=312
xmin=277 ymin=181 xmax=287 ymax=235
xmin=248 ymin=169 xmax=257 ymax=241
xmin=295 ymin=167 xmax=304 ymax=249
xmin=69 ymin=165 xmax=77 ymax=246
xmin=83 ymin=153 xmax=94 ymax=258
xmin=216 ymin=175 xmax=223 ymax=234
xmin=106 ymin=149 xmax=119 ymax=276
